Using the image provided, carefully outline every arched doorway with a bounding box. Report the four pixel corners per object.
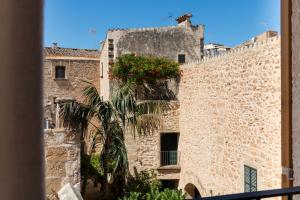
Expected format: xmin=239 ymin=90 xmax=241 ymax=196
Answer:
xmin=184 ymin=183 xmax=201 ymax=199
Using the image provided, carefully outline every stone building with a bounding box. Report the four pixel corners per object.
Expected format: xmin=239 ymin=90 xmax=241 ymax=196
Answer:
xmin=204 ymin=43 xmax=231 ymax=57
xmin=99 ymin=13 xmax=204 ymax=100
xmin=43 ymin=44 xmax=100 ymax=197
xmin=43 ymin=13 xmax=284 ymax=199
xmin=97 ymin=13 xmax=282 ymax=198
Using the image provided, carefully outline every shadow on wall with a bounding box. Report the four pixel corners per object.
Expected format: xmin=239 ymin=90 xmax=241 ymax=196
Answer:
xmin=185 ymin=183 xmax=201 ymax=199
xmin=136 ymin=78 xmax=180 ymax=100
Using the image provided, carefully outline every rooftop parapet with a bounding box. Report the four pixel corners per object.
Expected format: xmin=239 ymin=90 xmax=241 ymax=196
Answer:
xmin=182 ymin=35 xmax=280 ymax=67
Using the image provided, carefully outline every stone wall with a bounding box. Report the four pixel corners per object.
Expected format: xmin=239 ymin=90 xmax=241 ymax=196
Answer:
xmin=100 ymin=24 xmax=204 ymax=101
xmin=125 ymin=36 xmax=281 ymax=197
xmin=292 ymin=0 xmax=300 ymax=188
xmin=43 ymin=58 xmax=100 ymax=106
xmin=115 ymin=26 xmax=204 ymax=62
xmin=43 ymin=55 xmax=100 ymax=198
xmin=178 ymin=36 xmax=281 ymax=196
xmin=44 ymin=128 xmax=81 ymax=199
xmin=125 ymin=101 xmax=180 ymax=178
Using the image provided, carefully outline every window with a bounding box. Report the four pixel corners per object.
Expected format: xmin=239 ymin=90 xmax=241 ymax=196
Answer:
xmin=108 ymin=43 xmax=114 ymax=51
xmin=161 ymin=180 xmax=178 ymax=190
xmin=55 ymin=66 xmax=66 ymax=79
xmin=161 ymin=133 xmax=179 ymax=166
xmin=178 ymin=54 xmax=186 ymax=64
xmin=101 ymin=63 xmax=104 ymax=78
xmin=244 ymin=165 xmax=257 ymax=192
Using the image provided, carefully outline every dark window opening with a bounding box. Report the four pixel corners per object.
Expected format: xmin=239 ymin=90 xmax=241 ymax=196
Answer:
xmin=244 ymin=165 xmax=257 ymax=192
xmin=160 ymin=180 xmax=178 ymax=190
xmin=178 ymin=54 xmax=186 ymax=64
xmin=161 ymin=133 xmax=179 ymax=166
xmin=108 ymin=43 xmax=114 ymax=51
xmin=101 ymin=63 xmax=104 ymax=78
xmin=55 ymin=66 xmax=66 ymax=79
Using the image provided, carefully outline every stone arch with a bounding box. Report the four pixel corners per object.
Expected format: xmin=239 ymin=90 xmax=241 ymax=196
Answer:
xmin=179 ymin=170 xmax=207 ymax=196
xmin=184 ymin=183 xmax=201 ymax=199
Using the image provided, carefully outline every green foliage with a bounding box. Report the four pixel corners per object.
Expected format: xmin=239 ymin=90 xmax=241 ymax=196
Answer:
xmin=81 ymin=154 xmax=102 ymax=179
xmin=160 ymin=189 xmax=186 ymax=200
xmin=124 ymin=170 xmax=161 ymax=196
xmin=122 ymin=188 xmax=186 ymax=200
xmin=120 ymin=192 xmax=141 ymax=200
xmin=60 ymin=81 xmax=167 ymax=198
xmin=111 ymin=54 xmax=180 ymax=83
xmin=121 ymin=170 xmax=185 ymax=200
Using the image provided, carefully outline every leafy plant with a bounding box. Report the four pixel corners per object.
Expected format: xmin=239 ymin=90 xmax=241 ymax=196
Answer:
xmin=120 ymin=192 xmax=141 ymax=200
xmin=125 ymin=170 xmax=161 ymax=196
xmin=160 ymin=189 xmax=186 ymax=200
xmin=59 ymin=81 xmax=167 ymax=198
xmin=121 ymin=170 xmax=186 ymax=200
xmin=111 ymin=54 xmax=180 ymax=83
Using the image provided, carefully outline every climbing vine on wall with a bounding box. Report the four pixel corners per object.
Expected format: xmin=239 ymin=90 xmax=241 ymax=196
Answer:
xmin=110 ymin=54 xmax=180 ymax=83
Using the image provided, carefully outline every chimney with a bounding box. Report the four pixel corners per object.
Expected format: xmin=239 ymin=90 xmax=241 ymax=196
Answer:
xmin=176 ymin=13 xmax=193 ymax=27
xmin=52 ymin=42 xmax=58 ymax=48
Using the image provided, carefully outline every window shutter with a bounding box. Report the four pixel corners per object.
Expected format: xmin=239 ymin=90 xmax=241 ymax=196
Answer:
xmin=244 ymin=165 xmax=257 ymax=192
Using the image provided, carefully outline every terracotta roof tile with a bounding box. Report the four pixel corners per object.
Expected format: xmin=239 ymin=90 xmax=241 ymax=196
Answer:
xmin=44 ymin=47 xmax=100 ymax=58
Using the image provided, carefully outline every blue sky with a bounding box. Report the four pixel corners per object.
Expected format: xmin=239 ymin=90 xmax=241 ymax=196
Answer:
xmin=44 ymin=0 xmax=280 ymax=49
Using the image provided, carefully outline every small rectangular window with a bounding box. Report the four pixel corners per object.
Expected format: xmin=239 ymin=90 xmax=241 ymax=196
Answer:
xmin=244 ymin=165 xmax=257 ymax=192
xmin=178 ymin=54 xmax=186 ymax=64
xmin=55 ymin=66 xmax=66 ymax=79
xmin=101 ymin=63 xmax=104 ymax=78
xmin=108 ymin=43 xmax=114 ymax=51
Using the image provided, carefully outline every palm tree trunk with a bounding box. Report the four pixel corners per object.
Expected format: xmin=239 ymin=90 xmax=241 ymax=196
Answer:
xmin=101 ymin=136 xmax=110 ymax=200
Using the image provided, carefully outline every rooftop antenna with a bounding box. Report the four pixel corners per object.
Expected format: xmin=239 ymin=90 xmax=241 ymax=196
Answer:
xmin=88 ymin=28 xmax=97 ymax=36
xmin=259 ymin=21 xmax=269 ymax=31
xmin=162 ymin=13 xmax=174 ymax=25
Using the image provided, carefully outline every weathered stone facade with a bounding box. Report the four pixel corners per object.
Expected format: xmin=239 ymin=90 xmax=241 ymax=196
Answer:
xmin=99 ymin=14 xmax=204 ymax=100
xmin=292 ymin=0 xmax=300 ymax=190
xmin=43 ymin=13 xmax=284 ymax=199
xmin=126 ymin=36 xmax=281 ymax=197
xmin=178 ymin=36 xmax=281 ymax=196
xmin=43 ymin=47 xmax=100 ymax=197
xmin=43 ymin=47 xmax=100 ymax=107
xmin=44 ymin=129 xmax=81 ymax=199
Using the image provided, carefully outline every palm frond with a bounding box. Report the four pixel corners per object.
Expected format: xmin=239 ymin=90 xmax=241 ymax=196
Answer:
xmin=111 ymin=82 xmax=136 ymax=125
xmin=81 ymin=80 xmax=102 ymax=110
xmin=59 ymin=100 xmax=93 ymax=136
xmin=136 ymin=100 xmax=171 ymax=116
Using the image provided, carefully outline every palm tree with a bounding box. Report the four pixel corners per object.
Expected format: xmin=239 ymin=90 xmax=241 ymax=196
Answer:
xmin=59 ymin=81 xmax=168 ymax=199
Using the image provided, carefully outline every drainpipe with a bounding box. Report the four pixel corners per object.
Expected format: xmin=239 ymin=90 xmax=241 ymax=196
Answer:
xmin=0 ymin=1 xmax=45 ymax=199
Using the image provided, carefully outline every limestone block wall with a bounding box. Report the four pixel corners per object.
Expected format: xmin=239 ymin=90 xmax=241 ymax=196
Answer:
xmin=125 ymin=101 xmax=180 ymax=177
xmin=292 ymin=0 xmax=300 ymax=188
xmin=178 ymin=36 xmax=281 ymax=197
xmin=43 ymin=58 xmax=100 ymax=105
xmin=44 ymin=128 xmax=81 ymax=199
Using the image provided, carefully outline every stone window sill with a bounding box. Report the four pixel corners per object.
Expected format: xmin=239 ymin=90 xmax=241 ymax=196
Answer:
xmin=157 ymin=165 xmax=181 ymax=171
xmin=54 ymin=78 xmax=68 ymax=81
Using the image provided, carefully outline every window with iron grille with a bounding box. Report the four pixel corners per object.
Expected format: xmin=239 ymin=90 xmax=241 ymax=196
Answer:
xmin=178 ymin=54 xmax=186 ymax=64
xmin=55 ymin=66 xmax=66 ymax=79
xmin=244 ymin=165 xmax=257 ymax=192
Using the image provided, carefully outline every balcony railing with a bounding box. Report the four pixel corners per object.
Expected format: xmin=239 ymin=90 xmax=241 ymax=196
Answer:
xmin=160 ymin=151 xmax=180 ymax=166
xmin=195 ymin=186 xmax=300 ymax=200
